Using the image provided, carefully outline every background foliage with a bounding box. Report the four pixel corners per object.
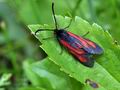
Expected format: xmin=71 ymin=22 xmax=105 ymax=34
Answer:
xmin=0 ymin=0 xmax=120 ymax=90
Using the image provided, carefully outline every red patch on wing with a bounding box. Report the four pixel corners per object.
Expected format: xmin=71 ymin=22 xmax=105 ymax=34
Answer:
xmin=84 ymin=39 xmax=96 ymax=48
xmin=70 ymin=50 xmax=87 ymax=62
xmin=68 ymin=32 xmax=96 ymax=48
xmin=60 ymin=39 xmax=85 ymax=55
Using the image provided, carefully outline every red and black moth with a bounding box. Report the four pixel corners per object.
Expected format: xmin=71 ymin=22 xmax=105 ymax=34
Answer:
xmin=35 ymin=2 xmax=103 ymax=67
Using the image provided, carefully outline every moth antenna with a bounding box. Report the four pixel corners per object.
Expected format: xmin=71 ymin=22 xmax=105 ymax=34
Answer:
xmin=52 ymin=2 xmax=58 ymax=30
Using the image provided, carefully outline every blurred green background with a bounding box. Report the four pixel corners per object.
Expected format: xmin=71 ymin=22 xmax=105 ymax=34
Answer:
xmin=0 ymin=0 xmax=120 ymax=89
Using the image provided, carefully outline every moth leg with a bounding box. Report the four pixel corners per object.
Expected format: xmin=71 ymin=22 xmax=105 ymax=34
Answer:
xmin=59 ymin=43 xmax=64 ymax=55
xmin=64 ymin=19 xmax=72 ymax=29
xmin=57 ymin=41 xmax=64 ymax=55
xmin=82 ymin=31 xmax=89 ymax=37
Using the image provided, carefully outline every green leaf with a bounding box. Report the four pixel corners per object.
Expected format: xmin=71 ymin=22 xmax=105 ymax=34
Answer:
xmin=23 ymin=58 xmax=82 ymax=90
xmin=24 ymin=58 xmax=105 ymax=90
xmin=19 ymin=87 xmax=46 ymax=90
xmin=28 ymin=15 xmax=120 ymax=90
xmin=0 ymin=73 xmax=12 ymax=87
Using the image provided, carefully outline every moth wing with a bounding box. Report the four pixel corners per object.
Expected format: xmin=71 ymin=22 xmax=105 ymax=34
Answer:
xmin=70 ymin=50 xmax=94 ymax=67
xmin=59 ymin=39 xmax=85 ymax=55
xmin=59 ymin=35 xmax=95 ymax=67
xmin=67 ymin=32 xmax=103 ymax=54
xmin=82 ymin=38 xmax=103 ymax=54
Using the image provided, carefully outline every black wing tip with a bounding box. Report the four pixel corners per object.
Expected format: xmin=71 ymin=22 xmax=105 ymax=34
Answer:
xmin=95 ymin=46 xmax=104 ymax=54
xmin=87 ymin=47 xmax=103 ymax=55
xmin=84 ymin=62 xmax=94 ymax=68
xmin=82 ymin=59 xmax=95 ymax=68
